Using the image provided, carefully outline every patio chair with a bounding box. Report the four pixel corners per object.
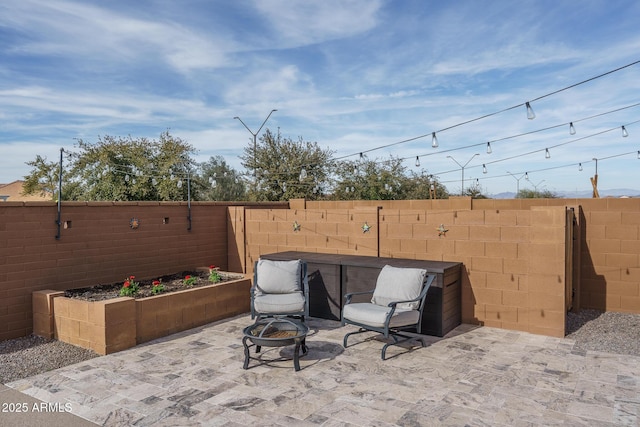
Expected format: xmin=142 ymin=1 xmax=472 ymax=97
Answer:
xmin=341 ymin=265 xmax=435 ymax=360
xmin=251 ymin=258 xmax=309 ymax=322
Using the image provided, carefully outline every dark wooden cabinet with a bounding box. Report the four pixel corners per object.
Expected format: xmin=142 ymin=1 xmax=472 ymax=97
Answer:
xmin=262 ymin=251 xmax=462 ymax=337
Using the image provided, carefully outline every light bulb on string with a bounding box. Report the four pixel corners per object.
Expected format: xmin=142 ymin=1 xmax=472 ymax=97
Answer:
xmin=526 ymin=102 xmax=536 ymax=120
xmin=482 ymin=164 xmax=487 ymax=174
xmin=622 ymin=126 xmax=629 ymax=137
xmin=431 ymin=132 xmax=438 ymax=148
xmin=569 ymin=122 xmax=576 ymax=135
xmin=578 ymin=163 xmax=583 ymax=171
xmin=545 ymin=148 xmax=550 ymax=159
xmin=415 ymin=156 xmax=420 ymax=167
xmin=637 ymin=150 xmax=640 ymax=159
xmin=486 ymin=142 xmax=492 ymax=154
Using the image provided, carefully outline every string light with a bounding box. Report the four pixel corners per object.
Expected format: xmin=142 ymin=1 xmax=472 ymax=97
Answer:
xmin=334 ymin=60 xmax=640 ymax=160
xmin=545 ymin=148 xmax=551 ymax=159
xmin=526 ymin=102 xmax=536 ymax=120
xmin=415 ymin=156 xmax=420 ymax=167
xmin=482 ymin=164 xmax=487 ymax=174
xmin=569 ymin=122 xmax=576 ymax=135
xmin=622 ymin=126 xmax=629 ymax=137
xmin=578 ymin=163 xmax=583 ymax=171
xmin=486 ymin=142 xmax=492 ymax=154
xmin=431 ymin=132 xmax=438 ymax=148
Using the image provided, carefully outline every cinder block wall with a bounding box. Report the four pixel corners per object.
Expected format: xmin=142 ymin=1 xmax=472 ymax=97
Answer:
xmin=243 ymin=201 xmax=569 ymax=337
xmin=3 ymin=196 xmax=639 ymax=341
xmin=575 ymin=198 xmax=640 ymax=312
xmin=0 ymin=200 xmax=284 ymax=341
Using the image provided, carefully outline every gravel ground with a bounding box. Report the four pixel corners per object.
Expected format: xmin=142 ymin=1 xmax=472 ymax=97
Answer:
xmin=0 ymin=335 xmax=99 ymax=383
xmin=1 ymin=309 xmax=639 ymax=384
xmin=565 ymin=309 xmax=640 ymax=356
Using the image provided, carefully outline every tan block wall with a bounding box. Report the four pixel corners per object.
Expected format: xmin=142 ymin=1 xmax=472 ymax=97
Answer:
xmin=0 ymin=200 xmax=284 ymax=341
xmin=32 ymin=290 xmax=64 ymax=339
xmin=5 ymin=196 xmax=640 ymax=342
xmin=578 ymin=198 xmax=640 ymax=313
xmin=244 ymin=207 xmax=379 ymax=272
xmin=136 ymin=278 xmax=250 ymax=344
xmin=43 ymin=278 xmax=250 ymax=354
xmin=245 ymin=201 xmax=569 ymax=337
xmin=53 ymin=296 xmax=136 ymax=355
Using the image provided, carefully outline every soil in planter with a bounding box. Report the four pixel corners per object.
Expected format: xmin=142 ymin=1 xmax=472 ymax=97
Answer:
xmin=64 ymin=271 xmax=244 ymax=302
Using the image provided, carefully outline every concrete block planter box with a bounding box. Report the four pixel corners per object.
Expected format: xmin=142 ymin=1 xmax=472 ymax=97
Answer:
xmin=33 ymin=275 xmax=250 ymax=355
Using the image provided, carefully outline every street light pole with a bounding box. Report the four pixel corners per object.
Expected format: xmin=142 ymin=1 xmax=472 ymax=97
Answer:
xmin=507 ymin=171 xmax=527 ymax=196
xmin=447 ymin=154 xmax=479 ymax=196
xmin=532 ymin=179 xmax=545 ymax=192
xmin=234 ymin=109 xmax=278 ymax=190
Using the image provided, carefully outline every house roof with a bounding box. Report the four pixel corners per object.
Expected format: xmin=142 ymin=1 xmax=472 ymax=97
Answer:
xmin=0 ymin=180 xmax=52 ymax=202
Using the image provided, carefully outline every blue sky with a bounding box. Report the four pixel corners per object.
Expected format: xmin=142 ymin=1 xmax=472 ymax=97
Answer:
xmin=1 ymin=0 xmax=639 ymax=195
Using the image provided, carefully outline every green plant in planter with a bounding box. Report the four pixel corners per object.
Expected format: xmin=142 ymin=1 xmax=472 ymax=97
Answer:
xmin=119 ymin=275 xmax=139 ymax=297
xmin=183 ymin=274 xmax=197 ymax=287
xmin=151 ymin=279 xmax=165 ymax=295
xmin=208 ymin=265 xmax=221 ymax=283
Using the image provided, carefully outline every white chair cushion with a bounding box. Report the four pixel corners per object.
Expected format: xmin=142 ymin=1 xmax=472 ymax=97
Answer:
xmin=371 ymin=265 xmax=427 ymax=310
xmin=343 ymin=303 xmax=420 ymax=328
xmin=255 ymin=259 xmax=302 ymax=294
xmin=253 ymin=292 xmax=305 ymax=314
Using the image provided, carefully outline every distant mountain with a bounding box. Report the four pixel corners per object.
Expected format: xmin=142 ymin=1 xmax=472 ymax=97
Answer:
xmin=557 ymin=189 xmax=640 ymax=198
xmin=489 ymin=189 xmax=640 ymax=199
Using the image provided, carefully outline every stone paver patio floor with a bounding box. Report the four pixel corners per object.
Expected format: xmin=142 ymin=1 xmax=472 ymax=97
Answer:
xmin=6 ymin=315 xmax=640 ymax=426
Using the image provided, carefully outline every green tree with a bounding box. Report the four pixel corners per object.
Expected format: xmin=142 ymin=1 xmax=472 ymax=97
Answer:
xmin=197 ymin=156 xmax=246 ymax=201
xmin=404 ymin=170 xmax=449 ymax=200
xmin=22 ymin=154 xmax=62 ymax=200
xmin=463 ymin=181 xmax=490 ymax=199
xmin=240 ymin=129 xmax=335 ymax=201
xmin=22 ymin=131 xmax=199 ymax=201
xmin=332 ymin=156 xmax=448 ymax=200
xmin=517 ymin=188 xmax=557 ymax=198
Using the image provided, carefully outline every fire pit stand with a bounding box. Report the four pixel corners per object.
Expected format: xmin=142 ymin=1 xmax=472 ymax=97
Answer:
xmin=242 ymin=318 xmax=309 ymax=371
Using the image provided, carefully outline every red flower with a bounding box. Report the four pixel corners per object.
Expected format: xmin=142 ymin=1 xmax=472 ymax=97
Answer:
xmin=124 ymin=281 xmax=130 ymax=288
xmin=153 ymin=280 xmax=161 ymax=286
xmin=129 ymin=275 xmax=135 ymax=280
xmin=185 ymin=275 xmax=191 ymax=280
xmin=209 ymin=265 xmax=216 ymax=269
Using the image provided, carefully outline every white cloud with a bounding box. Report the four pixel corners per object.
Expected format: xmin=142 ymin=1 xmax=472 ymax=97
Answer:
xmin=252 ymin=0 xmax=383 ymax=46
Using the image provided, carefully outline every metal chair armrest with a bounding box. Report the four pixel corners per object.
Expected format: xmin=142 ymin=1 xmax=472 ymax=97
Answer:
xmin=344 ymin=289 xmax=374 ymax=305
